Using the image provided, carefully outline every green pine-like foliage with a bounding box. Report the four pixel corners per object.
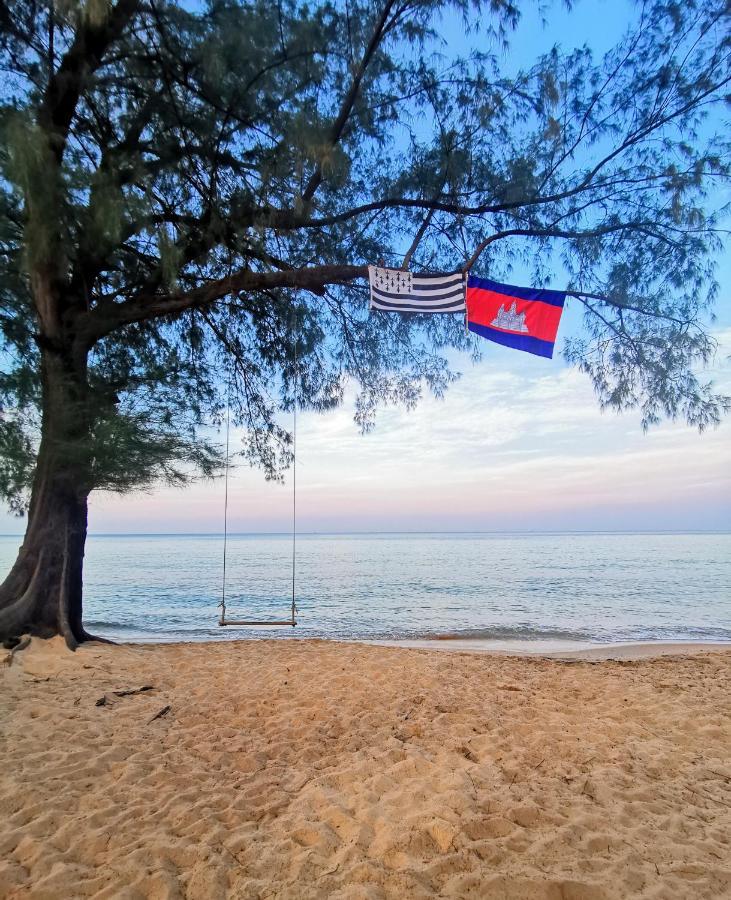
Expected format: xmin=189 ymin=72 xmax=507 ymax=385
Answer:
xmin=0 ymin=0 xmax=728 ymax=513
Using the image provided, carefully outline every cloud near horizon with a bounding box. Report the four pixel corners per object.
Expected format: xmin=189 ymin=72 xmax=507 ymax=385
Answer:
xmin=62 ymin=327 xmax=731 ymax=535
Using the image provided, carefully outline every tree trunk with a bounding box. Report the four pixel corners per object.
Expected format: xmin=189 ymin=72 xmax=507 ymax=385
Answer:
xmin=0 ymin=341 xmax=94 ymax=649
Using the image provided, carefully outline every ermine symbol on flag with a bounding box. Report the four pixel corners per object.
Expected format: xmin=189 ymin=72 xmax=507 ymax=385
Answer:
xmin=371 ymin=267 xmax=413 ymax=295
xmin=368 ymin=266 xmax=465 ymax=313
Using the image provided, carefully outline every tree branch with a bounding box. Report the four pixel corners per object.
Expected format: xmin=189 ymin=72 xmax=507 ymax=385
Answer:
xmin=85 ymin=264 xmax=368 ymax=343
xmin=401 ymin=206 xmax=436 ymax=270
xmin=300 ymin=0 xmax=396 ymax=204
xmin=38 ymin=0 xmax=140 ymax=164
xmin=461 ymin=222 xmax=656 ymax=272
xmin=565 ymin=291 xmax=690 ymax=325
xmin=82 ymin=213 xmax=695 ymax=345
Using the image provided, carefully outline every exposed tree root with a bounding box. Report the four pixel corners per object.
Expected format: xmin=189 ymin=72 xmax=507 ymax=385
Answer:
xmin=2 ymin=635 xmax=31 ymax=666
xmin=76 ymin=628 xmax=116 ymax=645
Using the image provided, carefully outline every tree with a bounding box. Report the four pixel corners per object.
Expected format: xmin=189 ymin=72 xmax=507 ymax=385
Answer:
xmin=0 ymin=0 xmax=728 ymax=647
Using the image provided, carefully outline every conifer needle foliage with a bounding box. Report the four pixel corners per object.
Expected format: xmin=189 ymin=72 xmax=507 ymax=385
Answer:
xmin=0 ymin=0 xmax=729 ymax=513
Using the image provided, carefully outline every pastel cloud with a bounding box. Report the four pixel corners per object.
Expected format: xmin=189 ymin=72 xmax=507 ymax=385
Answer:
xmin=77 ymin=328 xmax=731 ymax=534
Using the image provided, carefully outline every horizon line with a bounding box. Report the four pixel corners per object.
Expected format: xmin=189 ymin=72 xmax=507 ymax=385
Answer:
xmin=1 ymin=529 xmax=729 ymax=538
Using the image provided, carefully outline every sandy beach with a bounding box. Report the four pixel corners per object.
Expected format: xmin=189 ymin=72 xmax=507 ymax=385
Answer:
xmin=1 ymin=638 xmax=730 ymax=899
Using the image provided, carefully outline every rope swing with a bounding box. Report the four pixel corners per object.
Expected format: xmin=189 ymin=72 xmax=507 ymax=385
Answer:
xmin=218 ymin=308 xmax=298 ymax=628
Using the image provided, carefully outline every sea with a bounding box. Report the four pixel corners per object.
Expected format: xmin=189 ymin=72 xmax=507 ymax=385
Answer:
xmin=0 ymin=532 xmax=729 ymax=648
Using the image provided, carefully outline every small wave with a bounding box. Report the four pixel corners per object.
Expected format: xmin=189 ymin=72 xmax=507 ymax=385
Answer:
xmin=405 ymin=624 xmax=731 ymax=644
xmin=83 ymin=620 xmax=731 ymax=645
xmin=411 ymin=625 xmax=598 ymax=642
xmin=609 ymin=625 xmax=731 ymax=642
xmin=86 ymin=620 xmax=210 ymax=629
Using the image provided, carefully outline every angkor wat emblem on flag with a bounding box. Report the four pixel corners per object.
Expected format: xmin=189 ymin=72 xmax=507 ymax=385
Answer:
xmin=491 ymin=300 xmax=529 ymax=333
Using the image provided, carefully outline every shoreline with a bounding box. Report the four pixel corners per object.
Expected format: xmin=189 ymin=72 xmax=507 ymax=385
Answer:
xmin=81 ymin=633 xmax=731 ymax=660
xmin=61 ymin=631 xmax=731 ymax=657
xmin=369 ymin=638 xmax=731 ymax=660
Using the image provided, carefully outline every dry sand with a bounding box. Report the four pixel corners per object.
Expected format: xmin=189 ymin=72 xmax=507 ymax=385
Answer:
xmin=1 ymin=638 xmax=730 ymax=899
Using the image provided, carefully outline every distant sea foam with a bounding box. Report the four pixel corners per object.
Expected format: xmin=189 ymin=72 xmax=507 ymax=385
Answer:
xmin=0 ymin=532 xmax=728 ymax=646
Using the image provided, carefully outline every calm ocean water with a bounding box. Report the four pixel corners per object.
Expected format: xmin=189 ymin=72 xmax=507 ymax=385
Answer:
xmin=0 ymin=532 xmax=729 ymax=645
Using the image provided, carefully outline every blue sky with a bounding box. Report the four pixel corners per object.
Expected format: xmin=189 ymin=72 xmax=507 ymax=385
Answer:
xmin=0 ymin=0 xmax=728 ymax=535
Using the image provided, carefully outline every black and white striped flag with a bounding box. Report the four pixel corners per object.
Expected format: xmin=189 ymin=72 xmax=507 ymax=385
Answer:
xmin=368 ymin=266 xmax=465 ymax=313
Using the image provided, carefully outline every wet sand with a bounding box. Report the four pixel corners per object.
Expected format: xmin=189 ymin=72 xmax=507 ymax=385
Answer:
xmin=379 ymin=639 xmax=731 ymax=659
xmin=1 ymin=637 xmax=730 ymax=898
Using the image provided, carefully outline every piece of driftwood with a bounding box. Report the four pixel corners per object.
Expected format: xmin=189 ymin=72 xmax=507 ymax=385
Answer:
xmin=95 ymin=686 xmax=155 ymax=707
xmin=112 ymin=685 xmax=154 ymax=697
xmin=148 ymin=705 xmax=171 ymax=723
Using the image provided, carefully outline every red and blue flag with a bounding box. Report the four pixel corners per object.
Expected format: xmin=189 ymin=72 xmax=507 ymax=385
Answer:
xmin=466 ymin=275 xmax=566 ymax=359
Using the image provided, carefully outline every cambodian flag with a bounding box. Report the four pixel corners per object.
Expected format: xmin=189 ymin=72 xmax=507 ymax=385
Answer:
xmin=466 ymin=275 xmax=566 ymax=359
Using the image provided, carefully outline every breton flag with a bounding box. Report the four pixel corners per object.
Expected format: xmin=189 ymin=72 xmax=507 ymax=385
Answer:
xmin=369 ymin=265 xmax=465 ymax=313
xmin=466 ymin=275 xmax=566 ymax=358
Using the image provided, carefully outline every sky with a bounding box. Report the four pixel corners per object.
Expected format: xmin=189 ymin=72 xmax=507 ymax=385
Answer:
xmin=0 ymin=0 xmax=728 ymax=536
xmin=76 ymin=320 xmax=731 ymax=535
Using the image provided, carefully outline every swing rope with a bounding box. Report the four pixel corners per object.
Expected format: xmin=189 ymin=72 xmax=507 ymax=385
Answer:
xmin=218 ymin=308 xmax=298 ymax=627
xmin=218 ymin=368 xmax=232 ymax=624
xmin=291 ymin=305 xmax=298 ymax=623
